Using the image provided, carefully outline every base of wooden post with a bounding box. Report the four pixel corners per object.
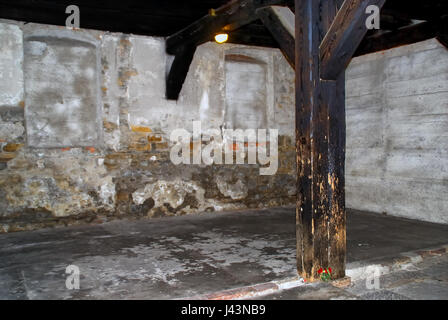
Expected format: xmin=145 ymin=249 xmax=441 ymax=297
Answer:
xmin=331 ymin=276 xmax=352 ymax=288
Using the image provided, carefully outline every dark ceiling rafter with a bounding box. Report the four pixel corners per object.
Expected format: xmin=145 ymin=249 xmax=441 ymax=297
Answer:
xmin=0 ymin=1 xmax=446 ymax=48
xmin=355 ymin=20 xmax=440 ymax=57
xmin=436 ymin=15 xmax=448 ymax=49
xmin=226 ymin=22 xmax=279 ymax=48
xmin=438 ymin=35 xmax=448 ymax=49
xmin=164 ymin=0 xmax=448 ymax=100
xmin=257 ymin=5 xmax=295 ymax=68
xmin=166 ymin=45 xmax=197 ymax=101
xmin=165 ymin=0 xmax=291 ymax=55
xmin=0 ymin=0 xmax=232 ymax=36
xmin=0 ymin=1 xmax=446 ymax=45
xmin=320 ymin=0 xmax=386 ymax=81
xmin=165 ymin=0 xmax=290 ymax=100
xmin=362 ymin=0 xmax=448 ymax=53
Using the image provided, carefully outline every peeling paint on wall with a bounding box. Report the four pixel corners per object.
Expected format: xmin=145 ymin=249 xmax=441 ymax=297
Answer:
xmin=24 ymin=30 xmax=102 ymax=148
xmin=0 ymin=20 xmax=297 ymax=233
xmin=0 ymin=23 xmax=24 ymax=107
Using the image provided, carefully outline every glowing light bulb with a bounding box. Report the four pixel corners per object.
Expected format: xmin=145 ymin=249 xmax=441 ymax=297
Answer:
xmin=215 ymin=33 xmax=229 ymax=44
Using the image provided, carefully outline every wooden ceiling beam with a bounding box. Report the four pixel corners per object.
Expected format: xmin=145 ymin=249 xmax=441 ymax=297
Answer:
xmin=0 ymin=0 xmax=231 ymax=36
xmin=382 ymin=0 xmax=448 ymax=21
xmin=379 ymin=14 xmax=412 ymax=31
xmin=165 ymin=0 xmax=288 ymax=55
xmin=0 ymin=2 xmax=194 ymax=36
xmin=355 ymin=21 xmax=439 ymax=57
xmin=226 ymin=23 xmax=278 ymax=48
xmin=436 ymin=15 xmax=448 ymax=49
xmin=257 ymin=5 xmax=295 ymax=68
xmin=319 ymin=0 xmax=386 ymax=80
xmin=438 ymin=35 xmax=448 ymax=49
xmin=165 ymin=0 xmax=288 ymax=100
xmin=166 ymin=45 xmax=197 ymax=100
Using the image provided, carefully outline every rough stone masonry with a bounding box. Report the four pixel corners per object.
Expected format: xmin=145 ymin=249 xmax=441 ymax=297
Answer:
xmin=0 ymin=20 xmax=296 ymax=232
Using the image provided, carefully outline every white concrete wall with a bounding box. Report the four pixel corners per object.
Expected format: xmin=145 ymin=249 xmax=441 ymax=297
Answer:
xmin=24 ymin=31 xmax=102 ymax=147
xmin=0 ymin=24 xmax=23 ymax=107
xmin=346 ymin=39 xmax=448 ymax=224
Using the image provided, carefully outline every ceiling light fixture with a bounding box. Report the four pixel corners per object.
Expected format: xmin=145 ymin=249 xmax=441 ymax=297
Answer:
xmin=214 ymin=33 xmax=229 ymax=44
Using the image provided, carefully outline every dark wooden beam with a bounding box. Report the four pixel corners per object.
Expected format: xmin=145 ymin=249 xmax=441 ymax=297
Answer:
xmin=0 ymin=0 xmax=225 ymax=37
xmin=320 ymin=0 xmax=386 ymax=80
xmin=226 ymin=23 xmax=279 ymax=48
xmin=165 ymin=0 xmax=287 ymax=55
xmin=257 ymin=6 xmax=295 ymax=68
xmin=436 ymin=15 xmax=448 ymax=49
xmin=295 ymin=0 xmax=319 ymax=280
xmin=355 ymin=22 xmax=438 ymax=57
xmin=165 ymin=0 xmax=287 ymax=100
xmin=382 ymin=0 xmax=448 ymax=21
xmin=438 ymin=34 xmax=448 ymax=49
xmin=295 ymin=0 xmax=346 ymax=282
xmin=2 ymin=0 xmax=446 ymax=40
xmin=166 ymin=45 xmax=197 ymax=100
xmin=324 ymin=0 xmax=346 ymax=281
xmin=378 ymin=14 xmax=412 ymax=30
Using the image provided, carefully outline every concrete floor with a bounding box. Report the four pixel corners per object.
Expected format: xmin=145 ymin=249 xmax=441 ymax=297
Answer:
xmin=258 ymin=254 xmax=448 ymax=300
xmin=0 ymin=207 xmax=447 ymax=300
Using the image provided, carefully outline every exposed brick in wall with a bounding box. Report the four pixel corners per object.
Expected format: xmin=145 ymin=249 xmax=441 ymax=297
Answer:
xmin=0 ymin=20 xmax=296 ymax=233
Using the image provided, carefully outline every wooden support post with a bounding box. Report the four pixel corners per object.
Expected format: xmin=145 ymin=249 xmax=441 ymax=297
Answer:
xmin=328 ymin=72 xmax=347 ymax=280
xmin=257 ymin=6 xmax=295 ymax=68
xmin=295 ymin=0 xmax=346 ymax=282
xmin=325 ymin=0 xmax=347 ymax=281
xmin=166 ymin=45 xmax=196 ymax=100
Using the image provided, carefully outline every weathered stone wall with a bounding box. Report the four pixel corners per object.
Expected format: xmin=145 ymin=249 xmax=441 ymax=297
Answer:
xmin=0 ymin=20 xmax=296 ymax=232
xmin=346 ymin=39 xmax=448 ymax=224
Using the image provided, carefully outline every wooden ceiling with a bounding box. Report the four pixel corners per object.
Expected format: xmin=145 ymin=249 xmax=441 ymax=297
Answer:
xmin=0 ymin=0 xmax=235 ymax=36
xmin=0 ymin=0 xmax=446 ymax=51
